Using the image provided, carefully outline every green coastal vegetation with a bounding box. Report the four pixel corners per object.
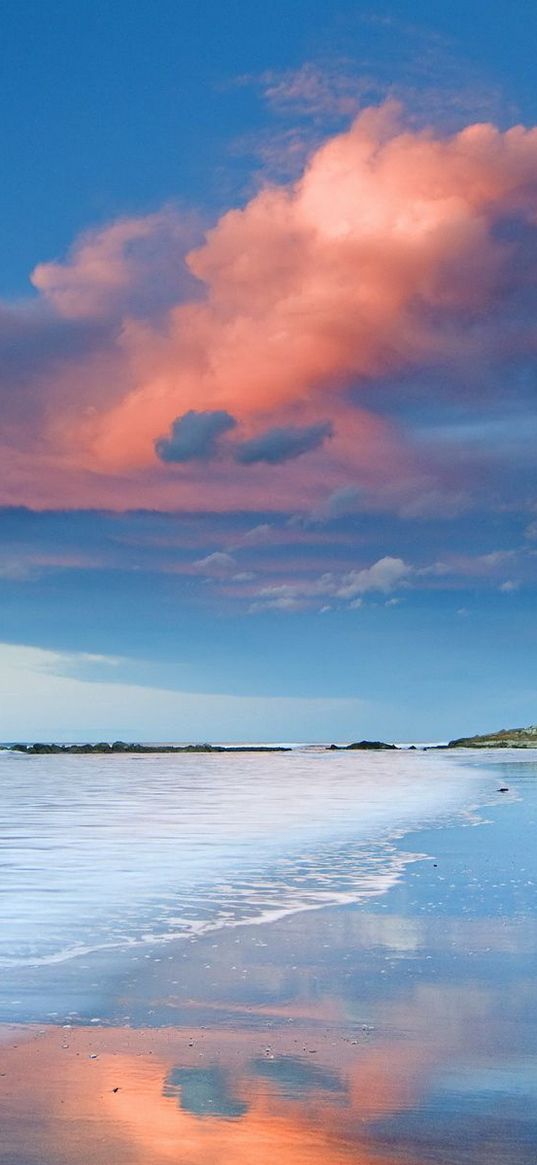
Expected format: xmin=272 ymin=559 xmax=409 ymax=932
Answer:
xmin=446 ymin=725 xmax=537 ymax=749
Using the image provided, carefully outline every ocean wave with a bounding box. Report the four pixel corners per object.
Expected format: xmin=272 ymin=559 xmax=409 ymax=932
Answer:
xmin=0 ymin=749 xmax=489 ymax=969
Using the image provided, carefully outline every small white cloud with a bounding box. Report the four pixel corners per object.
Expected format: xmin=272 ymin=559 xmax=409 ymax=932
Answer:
xmin=192 ymin=551 xmax=236 ymax=575
xmin=478 ymin=550 xmax=514 ymax=568
xmin=0 ymin=557 xmax=34 ymax=581
xmin=397 ymin=488 xmax=468 ymax=519
xmin=337 ymin=557 xmax=411 ymax=599
xmin=240 ymin=524 xmax=273 ymax=544
xmin=248 ymin=583 xmax=303 ymax=612
xmin=420 ymin=560 xmax=450 ymax=577
xmin=258 ymin=62 xmax=363 ymax=119
xmin=249 ymin=595 xmax=302 ymax=613
xmin=257 ymin=583 xmax=298 ymax=599
xmin=308 ymin=572 xmax=336 ymax=596
xmin=77 ymin=653 xmax=121 ymax=667
xmin=311 ymin=484 xmax=365 ymax=522
xmin=499 ymin=579 xmax=519 ymax=592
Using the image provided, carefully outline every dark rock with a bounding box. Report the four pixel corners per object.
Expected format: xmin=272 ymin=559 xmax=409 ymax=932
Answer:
xmin=346 ymin=740 xmax=398 ymax=751
xmin=12 ymin=741 xmax=291 ymax=755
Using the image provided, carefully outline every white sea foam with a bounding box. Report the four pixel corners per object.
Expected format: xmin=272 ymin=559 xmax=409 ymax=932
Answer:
xmin=0 ymin=747 xmax=490 ymax=968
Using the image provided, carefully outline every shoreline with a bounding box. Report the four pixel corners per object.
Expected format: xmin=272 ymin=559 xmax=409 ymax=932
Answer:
xmin=0 ymin=753 xmax=503 ymax=1024
xmin=2 ymin=760 xmax=537 ymax=1163
xmin=4 ymin=732 xmax=537 ymax=755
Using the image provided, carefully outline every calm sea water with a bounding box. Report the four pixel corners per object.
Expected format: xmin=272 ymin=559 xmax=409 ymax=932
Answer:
xmin=0 ymin=747 xmax=489 ymax=969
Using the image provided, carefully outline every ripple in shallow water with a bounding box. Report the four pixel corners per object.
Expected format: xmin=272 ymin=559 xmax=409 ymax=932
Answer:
xmin=0 ymin=748 xmax=486 ymax=966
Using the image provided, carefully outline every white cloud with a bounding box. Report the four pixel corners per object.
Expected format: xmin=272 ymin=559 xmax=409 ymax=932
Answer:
xmin=239 ymin=524 xmax=273 ymax=544
xmin=0 ymin=557 xmax=34 ymax=581
xmin=337 ymin=557 xmax=411 ymax=599
xmin=192 ymin=551 xmax=236 ymax=575
xmin=0 ymin=643 xmax=372 ymax=743
xmin=310 ymin=484 xmax=365 ymax=522
xmin=249 ymin=596 xmax=301 ymax=612
xmin=249 ymin=584 xmax=303 ymax=612
xmin=247 ymin=559 xmax=411 ymax=612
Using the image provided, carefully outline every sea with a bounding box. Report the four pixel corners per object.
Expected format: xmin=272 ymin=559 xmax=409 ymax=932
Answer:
xmin=0 ymin=745 xmax=493 ymax=983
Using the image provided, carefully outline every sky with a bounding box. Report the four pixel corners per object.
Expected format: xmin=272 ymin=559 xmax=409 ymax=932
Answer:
xmin=2 ymin=0 xmax=537 ymax=741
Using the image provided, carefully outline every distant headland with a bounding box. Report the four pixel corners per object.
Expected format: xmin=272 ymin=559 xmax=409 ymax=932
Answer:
xmin=445 ymin=725 xmax=537 ymax=749
xmin=3 ymin=727 xmax=537 ymax=754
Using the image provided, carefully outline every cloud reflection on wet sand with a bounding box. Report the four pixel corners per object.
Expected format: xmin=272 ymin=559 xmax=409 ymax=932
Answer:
xmin=0 ymin=1019 xmax=430 ymax=1165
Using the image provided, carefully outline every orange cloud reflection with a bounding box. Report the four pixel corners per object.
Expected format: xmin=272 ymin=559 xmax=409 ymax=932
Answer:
xmin=0 ymin=1022 xmax=427 ymax=1165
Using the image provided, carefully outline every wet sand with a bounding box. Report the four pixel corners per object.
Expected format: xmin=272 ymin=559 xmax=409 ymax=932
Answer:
xmin=2 ymin=754 xmax=537 ymax=1163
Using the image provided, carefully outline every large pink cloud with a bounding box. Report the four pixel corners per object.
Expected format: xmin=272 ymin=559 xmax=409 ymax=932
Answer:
xmin=89 ymin=104 xmax=537 ymax=466
xmin=3 ymin=102 xmax=537 ymax=510
xmin=32 ymin=209 xmax=199 ymax=321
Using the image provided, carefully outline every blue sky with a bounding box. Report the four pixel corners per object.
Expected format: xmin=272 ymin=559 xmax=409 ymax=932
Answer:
xmin=1 ymin=1 xmax=537 ymax=740
xmin=3 ymin=0 xmax=536 ymax=296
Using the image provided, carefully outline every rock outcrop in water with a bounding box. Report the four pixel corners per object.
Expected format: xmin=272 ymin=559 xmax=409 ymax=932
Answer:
xmin=8 ymin=741 xmax=290 ymax=755
xmin=346 ymin=740 xmax=398 ymax=750
xmin=328 ymin=740 xmax=398 ymax=751
xmin=447 ymin=725 xmax=537 ymax=748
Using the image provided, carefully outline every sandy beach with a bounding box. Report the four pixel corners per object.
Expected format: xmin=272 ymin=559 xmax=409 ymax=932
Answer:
xmin=2 ymin=750 xmax=537 ymax=1164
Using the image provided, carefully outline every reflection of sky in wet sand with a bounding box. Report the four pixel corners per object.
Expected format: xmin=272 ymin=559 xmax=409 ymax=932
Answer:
xmin=0 ymin=1020 xmax=466 ymax=1164
xmin=2 ymin=754 xmax=537 ymax=1163
xmin=3 ymin=964 xmax=537 ymax=1165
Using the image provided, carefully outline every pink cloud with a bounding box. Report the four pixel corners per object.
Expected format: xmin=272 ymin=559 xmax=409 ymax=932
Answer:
xmin=258 ymin=62 xmax=363 ymax=119
xmin=4 ymin=102 xmax=537 ymax=511
xmin=31 ymin=210 xmax=198 ymax=321
xmin=88 ymin=105 xmax=537 ymax=472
